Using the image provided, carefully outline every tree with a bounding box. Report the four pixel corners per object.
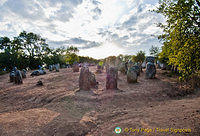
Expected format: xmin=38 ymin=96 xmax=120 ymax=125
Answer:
xmin=155 ymin=0 xmax=200 ymax=81
xmin=65 ymin=46 xmax=79 ymax=65
xmin=0 ymin=31 xmax=52 ymax=70
xmin=149 ymin=45 xmax=160 ymax=59
xmin=18 ymin=31 xmax=50 ymax=69
xmin=133 ymin=51 xmax=146 ymax=63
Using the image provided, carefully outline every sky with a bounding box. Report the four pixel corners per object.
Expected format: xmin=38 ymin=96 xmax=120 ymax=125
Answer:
xmin=0 ymin=0 xmax=165 ymax=59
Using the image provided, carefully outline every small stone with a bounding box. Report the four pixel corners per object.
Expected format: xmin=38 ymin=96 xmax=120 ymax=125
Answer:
xmin=37 ymin=80 xmax=43 ymax=86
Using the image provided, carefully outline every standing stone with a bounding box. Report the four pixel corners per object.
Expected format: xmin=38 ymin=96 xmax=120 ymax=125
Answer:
xmin=21 ymin=69 xmax=26 ymax=78
xmin=145 ymin=56 xmax=155 ymax=63
xmin=73 ymin=62 xmax=79 ymax=72
xmin=160 ymin=63 xmax=167 ymax=70
xmin=79 ymin=67 xmax=98 ymax=91
xmin=106 ymin=67 xmax=118 ymax=89
xmin=127 ymin=67 xmax=138 ymax=83
xmin=105 ymin=64 xmax=109 ymax=73
xmin=96 ymin=65 xmax=102 ymax=74
xmin=49 ymin=65 xmax=53 ymax=71
xmin=10 ymin=71 xmax=15 ymax=82
xmin=127 ymin=60 xmax=134 ymax=69
xmin=145 ymin=62 xmax=156 ymax=79
xmin=14 ymin=70 xmax=23 ymax=84
xmin=118 ymin=62 xmax=127 ymax=75
xmin=55 ymin=64 xmax=60 ymax=72
xmin=132 ymin=65 xmax=140 ymax=76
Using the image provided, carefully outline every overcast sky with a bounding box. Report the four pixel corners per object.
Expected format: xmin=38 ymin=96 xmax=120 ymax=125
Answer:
xmin=0 ymin=0 xmax=164 ymax=59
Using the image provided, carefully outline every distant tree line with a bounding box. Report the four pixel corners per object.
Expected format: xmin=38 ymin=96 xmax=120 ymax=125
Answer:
xmin=0 ymin=31 xmax=98 ymax=71
xmin=103 ymin=51 xmax=146 ymax=65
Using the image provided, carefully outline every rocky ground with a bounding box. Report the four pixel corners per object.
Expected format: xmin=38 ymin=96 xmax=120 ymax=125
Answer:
xmin=0 ymin=66 xmax=199 ymax=136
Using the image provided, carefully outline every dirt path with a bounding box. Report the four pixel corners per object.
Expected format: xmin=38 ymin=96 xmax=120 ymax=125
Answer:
xmin=0 ymin=67 xmax=199 ymax=136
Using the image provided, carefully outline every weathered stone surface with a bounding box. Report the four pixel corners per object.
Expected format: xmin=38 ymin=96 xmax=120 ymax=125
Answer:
xmin=127 ymin=60 xmax=134 ymax=69
xmin=21 ymin=69 xmax=26 ymax=78
xmin=118 ymin=62 xmax=127 ymax=75
xmin=55 ymin=64 xmax=60 ymax=72
xmin=145 ymin=62 xmax=156 ymax=79
xmin=132 ymin=65 xmax=140 ymax=76
xmin=73 ymin=62 xmax=79 ymax=72
xmin=9 ymin=71 xmax=15 ymax=82
xmin=96 ymin=65 xmax=102 ymax=74
xmin=105 ymin=64 xmax=109 ymax=73
xmin=127 ymin=67 xmax=138 ymax=83
xmin=106 ymin=67 xmax=118 ymax=89
xmin=31 ymin=70 xmax=46 ymax=76
xmin=14 ymin=70 xmax=23 ymax=84
xmin=49 ymin=65 xmax=53 ymax=71
xmin=37 ymin=80 xmax=43 ymax=86
xmin=39 ymin=69 xmax=46 ymax=75
xmin=146 ymin=56 xmax=155 ymax=63
xmin=31 ymin=70 xmax=40 ymax=76
xmin=79 ymin=67 xmax=98 ymax=91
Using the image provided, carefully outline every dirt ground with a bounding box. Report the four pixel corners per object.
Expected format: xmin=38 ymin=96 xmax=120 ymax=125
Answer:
xmin=0 ymin=66 xmax=199 ymax=136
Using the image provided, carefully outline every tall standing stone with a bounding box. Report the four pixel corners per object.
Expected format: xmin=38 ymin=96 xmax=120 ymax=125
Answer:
xmin=145 ymin=62 xmax=156 ymax=79
xmin=49 ymin=65 xmax=53 ymax=71
xmin=73 ymin=62 xmax=79 ymax=72
xmin=21 ymin=69 xmax=26 ymax=78
xmin=118 ymin=62 xmax=127 ymax=75
xmin=106 ymin=67 xmax=118 ymax=89
xmin=79 ymin=67 xmax=98 ymax=91
xmin=127 ymin=67 xmax=138 ymax=83
xmin=10 ymin=71 xmax=15 ymax=82
xmin=14 ymin=70 xmax=23 ymax=84
xmin=55 ymin=64 xmax=60 ymax=72
xmin=127 ymin=60 xmax=134 ymax=69
xmin=132 ymin=65 xmax=140 ymax=76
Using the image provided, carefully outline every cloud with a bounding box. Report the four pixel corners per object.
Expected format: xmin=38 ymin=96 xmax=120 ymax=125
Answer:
xmin=0 ymin=0 xmax=165 ymax=58
xmin=48 ymin=37 xmax=101 ymax=49
xmin=91 ymin=0 xmax=101 ymax=5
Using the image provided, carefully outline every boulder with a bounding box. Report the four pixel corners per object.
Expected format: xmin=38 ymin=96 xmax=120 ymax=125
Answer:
xmin=39 ymin=69 xmax=46 ymax=75
xmin=127 ymin=67 xmax=138 ymax=83
xmin=14 ymin=70 xmax=23 ymax=84
xmin=79 ymin=67 xmax=98 ymax=91
xmin=106 ymin=67 xmax=118 ymax=89
xmin=31 ymin=70 xmax=46 ymax=76
xmin=73 ymin=62 xmax=79 ymax=72
xmin=145 ymin=62 xmax=156 ymax=79
xmin=31 ymin=70 xmax=40 ymax=76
